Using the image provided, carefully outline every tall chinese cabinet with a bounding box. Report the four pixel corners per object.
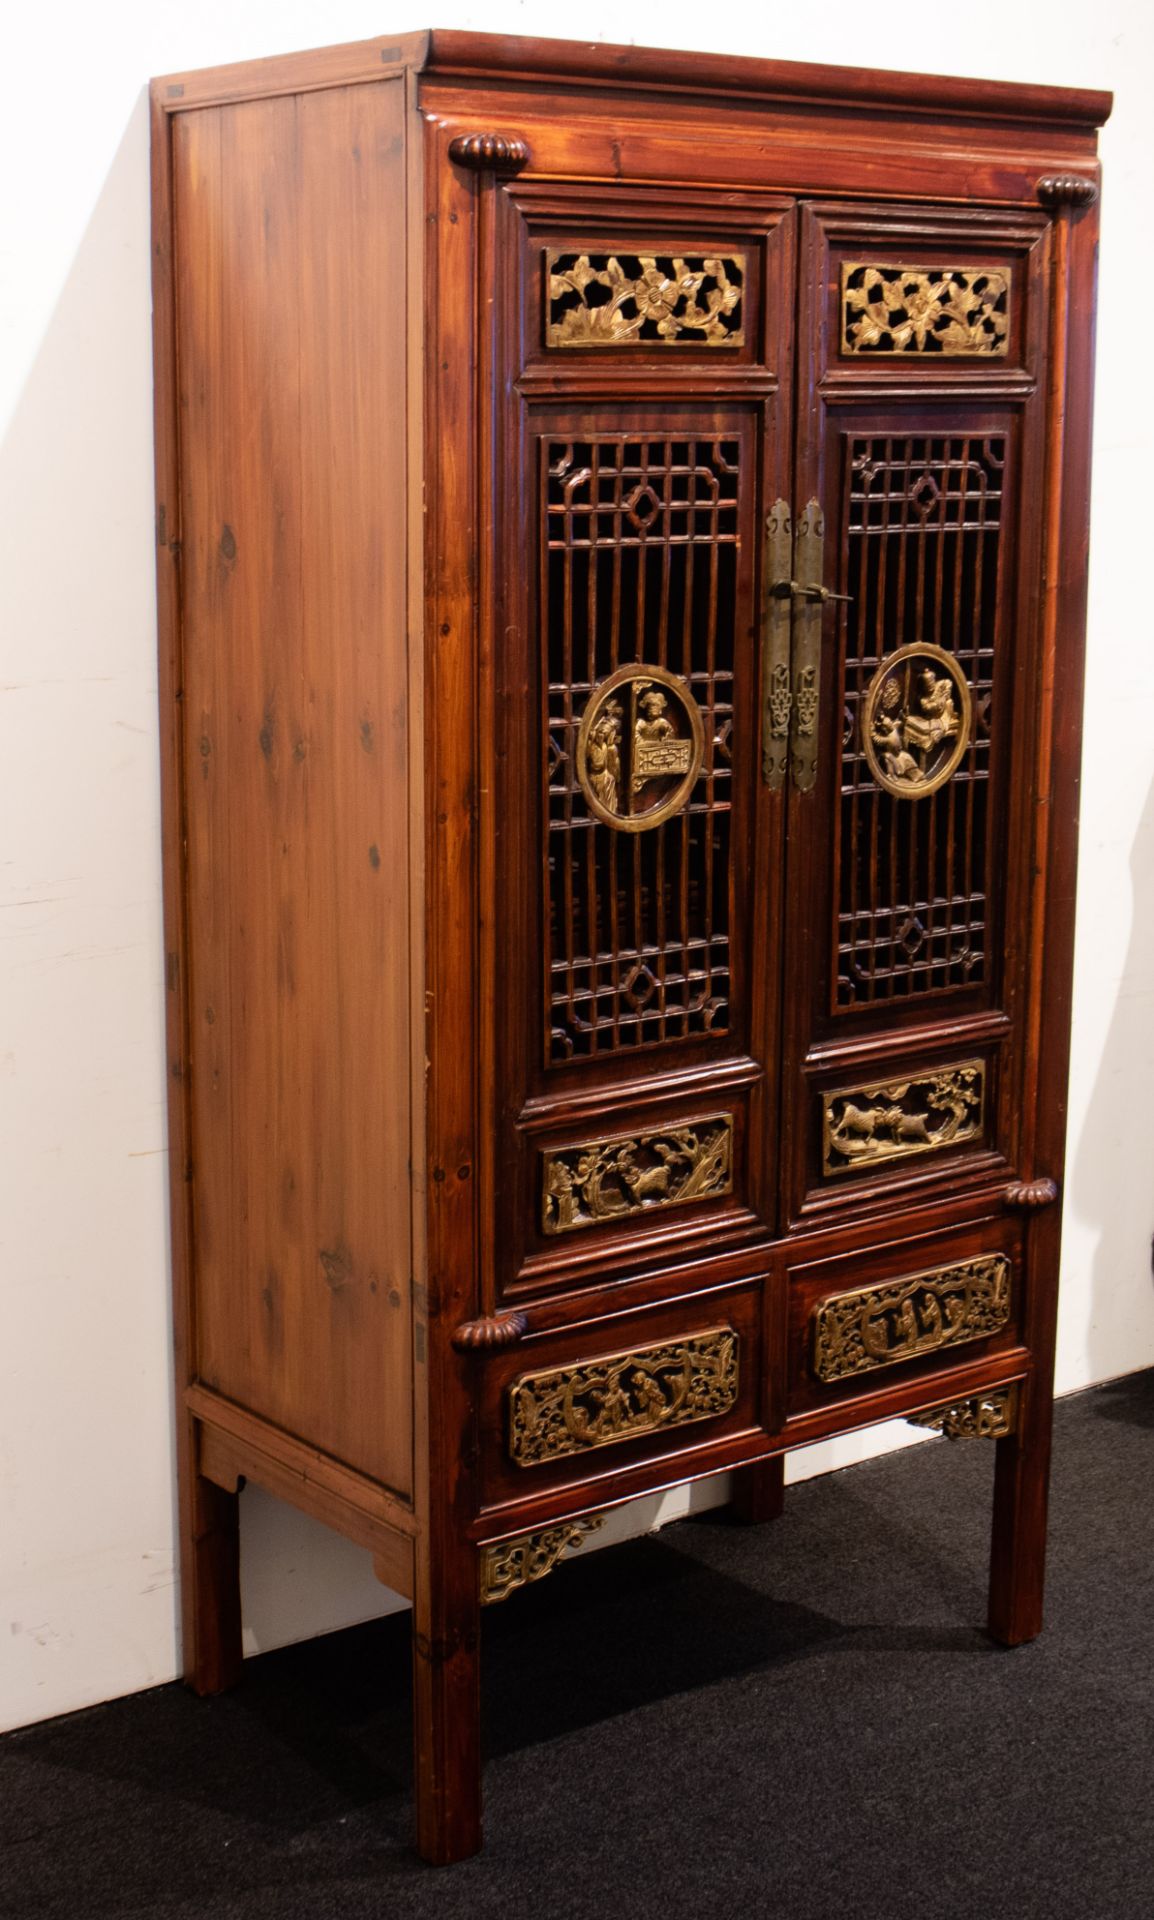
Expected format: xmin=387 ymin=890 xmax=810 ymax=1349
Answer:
xmin=151 ymin=30 xmax=1109 ymax=1865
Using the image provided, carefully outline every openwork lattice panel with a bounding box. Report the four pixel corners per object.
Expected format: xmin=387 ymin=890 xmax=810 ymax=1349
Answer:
xmin=841 ymin=264 xmax=1009 ymax=356
xmin=836 ymin=435 xmax=1005 ymax=1007
xmin=545 ymin=438 xmax=739 ymax=1063
xmin=547 ymin=252 xmax=745 ymax=348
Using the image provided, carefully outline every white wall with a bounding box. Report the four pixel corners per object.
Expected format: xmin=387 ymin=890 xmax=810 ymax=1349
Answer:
xmin=2 ymin=0 xmax=1151 ymax=1735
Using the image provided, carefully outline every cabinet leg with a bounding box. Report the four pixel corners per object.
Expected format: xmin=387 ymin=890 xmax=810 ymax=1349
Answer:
xmin=411 ymin=1550 xmax=482 ymax=1865
xmin=182 ymin=1459 xmax=243 ymax=1696
xmin=729 ymin=1454 xmax=785 ymax=1525
xmin=987 ymin=1380 xmax=1053 ymax=1647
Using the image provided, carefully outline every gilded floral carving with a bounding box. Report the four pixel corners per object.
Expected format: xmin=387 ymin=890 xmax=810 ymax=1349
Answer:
xmin=841 ymin=263 xmax=1009 ymax=356
xmin=547 ymin=251 xmax=745 ymax=347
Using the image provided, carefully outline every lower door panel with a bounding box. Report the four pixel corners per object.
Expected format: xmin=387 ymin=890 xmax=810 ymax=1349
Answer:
xmin=478 ymin=1266 xmax=774 ymax=1510
xmin=785 ymin=1208 xmax=1027 ymax=1434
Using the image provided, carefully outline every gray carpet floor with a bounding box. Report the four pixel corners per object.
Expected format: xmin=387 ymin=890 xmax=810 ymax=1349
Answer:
xmin=3 ymin=1369 xmax=1153 ymax=1919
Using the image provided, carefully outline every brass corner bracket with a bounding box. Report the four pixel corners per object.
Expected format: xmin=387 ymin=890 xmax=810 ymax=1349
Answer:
xmin=451 ymin=1311 xmax=529 ymax=1353
xmin=908 ymin=1384 xmax=1018 ymax=1441
xmin=1036 ymin=175 xmax=1098 ymax=209
xmin=480 ymin=1515 xmax=605 ymax=1604
xmin=1005 ymin=1177 xmax=1059 ymax=1210
xmin=448 ymin=132 xmax=530 ymax=173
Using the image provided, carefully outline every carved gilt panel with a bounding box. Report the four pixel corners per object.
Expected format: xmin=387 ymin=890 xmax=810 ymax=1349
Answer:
xmin=480 ymin=1516 xmax=605 ymax=1604
xmin=841 ymin=263 xmax=1009 ymax=356
xmin=860 ymin=644 xmax=973 ymax=800
xmin=811 ymin=1254 xmax=1011 ymax=1383
xmin=547 ymin=251 xmax=745 ymax=347
xmin=908 ymin=1385 xmax=1018 ymax=1440
xmin=575 ymin=664 xmax=705 ymax=834
xmin=822 ymin=1060 xmax=984 ymax=1176
xmin=508 ymin=1328 xmax=739 ymax=1465
xmin=542 ymin=1114 xmax=733 ymax=1235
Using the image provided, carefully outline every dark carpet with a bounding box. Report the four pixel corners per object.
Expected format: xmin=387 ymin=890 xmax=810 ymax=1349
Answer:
xmin=4 ymin=1371 xmax=1154 ymax=1920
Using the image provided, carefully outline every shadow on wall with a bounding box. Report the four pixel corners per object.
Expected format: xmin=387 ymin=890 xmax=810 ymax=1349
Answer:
xmin=1067 ymin=768 xmax=1154 ymax=1387
xmin=0 ymin=89 xmax=184 ymax=1727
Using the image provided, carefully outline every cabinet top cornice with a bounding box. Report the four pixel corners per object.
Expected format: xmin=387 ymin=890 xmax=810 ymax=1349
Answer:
xmin=153 ymin=27 xmax=1111 ymax=133
xmin=421 ymin=29 xmax=1112 ymax=129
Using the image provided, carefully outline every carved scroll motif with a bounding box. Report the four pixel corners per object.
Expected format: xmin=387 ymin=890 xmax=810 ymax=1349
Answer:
xmin=480 ymin=1516 xmax=605 ymax=1604
xmin=811 ymin=1255 xmax=1011 ymax=1383
xmin=547 ymin=251 xmax=745 ymax=348
xmin=841 ymin=263 xmax=1009 ymax=356
xmin=823 ymin=1061 xmax=984 ymax=1176
xmin=509 ymin=1328 xmax=739 ymax=1466
xmin=542 ymin=1115 xmax=733 ymax=1236
xmin=908 ymin=1386 xmax=1018 ymax=1440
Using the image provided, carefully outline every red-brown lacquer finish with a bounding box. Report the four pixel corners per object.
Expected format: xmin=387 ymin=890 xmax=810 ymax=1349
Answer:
xmin=151 ymin=28 xmax=1109 ymax=1865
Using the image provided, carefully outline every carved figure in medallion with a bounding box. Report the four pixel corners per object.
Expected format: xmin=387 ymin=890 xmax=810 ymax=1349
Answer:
xmin=917 ymin=667 xmax=958 ymax=738
xmin=870 ymin=668 xmax=957 ymax=787
xmin=869 ymin=674 xmax=918 ymax=785
xmin=631 ymin=683 xmax=693 ymax=796
xmin=575 ymin=664 xmax=705 ymax=832
xmin=861 ymin=644 xmax=972 ymax=801
xmin=585 ymin=701 xmax=623 ymax=814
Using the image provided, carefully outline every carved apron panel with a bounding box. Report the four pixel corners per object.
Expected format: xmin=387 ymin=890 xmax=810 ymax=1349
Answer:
xmin=508 ymin=1328 xmax=740 ymax=1465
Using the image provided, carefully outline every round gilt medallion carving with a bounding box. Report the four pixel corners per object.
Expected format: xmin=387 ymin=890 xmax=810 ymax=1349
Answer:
xmin=861 ymin=643 xmax=972 ymax=800
xmin=575 ymin=664 xmax=705 ymax=832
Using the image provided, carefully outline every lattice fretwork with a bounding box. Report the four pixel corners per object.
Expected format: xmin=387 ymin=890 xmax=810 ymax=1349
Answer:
xmin=836 ymin=435 xmax=1004 ymax=1006
xmin=545 ymin=438 xmax=739 ymax=1062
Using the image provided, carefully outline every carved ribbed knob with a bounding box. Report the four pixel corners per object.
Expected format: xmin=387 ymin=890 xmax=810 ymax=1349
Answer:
xmin=451 ymin=1311 xmax=529 ymax=1353
xmin=448 ymin=133 xmax=530 ymax=174
xmin=1036 ymin=175 xmax=1098 ymax=209
xmin=1005 ymin=1177 xmax=1059 ymax=1209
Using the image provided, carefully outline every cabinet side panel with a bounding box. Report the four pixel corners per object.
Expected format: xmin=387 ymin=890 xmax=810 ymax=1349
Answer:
xmin=172 ymin=81 xmax=414 ymax=1496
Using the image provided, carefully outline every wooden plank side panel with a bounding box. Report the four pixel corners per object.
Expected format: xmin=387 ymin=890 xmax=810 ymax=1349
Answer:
xmin=173 ymin=81 xmax=414 ymax=1497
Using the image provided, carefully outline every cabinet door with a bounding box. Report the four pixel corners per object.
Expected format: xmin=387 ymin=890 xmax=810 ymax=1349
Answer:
xmin=479 ymin=171 xmax=797 ymax=1300
xmin=780 ymin=203 xmax=1051 ymax=1225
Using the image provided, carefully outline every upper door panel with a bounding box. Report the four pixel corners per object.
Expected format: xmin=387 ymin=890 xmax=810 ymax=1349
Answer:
xmin=477 ymin=168 xmax=796 ymax=1300
xmin=780 ymin=201 xmax=1050 ymax=1228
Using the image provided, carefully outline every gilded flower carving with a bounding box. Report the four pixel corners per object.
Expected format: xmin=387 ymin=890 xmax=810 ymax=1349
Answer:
xmin=547 ymin=251 xmax=745 ymax=347
xmin=842 ymin=263 xmax=1009 ymax=356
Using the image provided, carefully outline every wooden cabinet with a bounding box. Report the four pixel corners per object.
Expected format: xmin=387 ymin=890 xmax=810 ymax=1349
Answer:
xmin=150 ymin=29 xmax=1109 ymax=1864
